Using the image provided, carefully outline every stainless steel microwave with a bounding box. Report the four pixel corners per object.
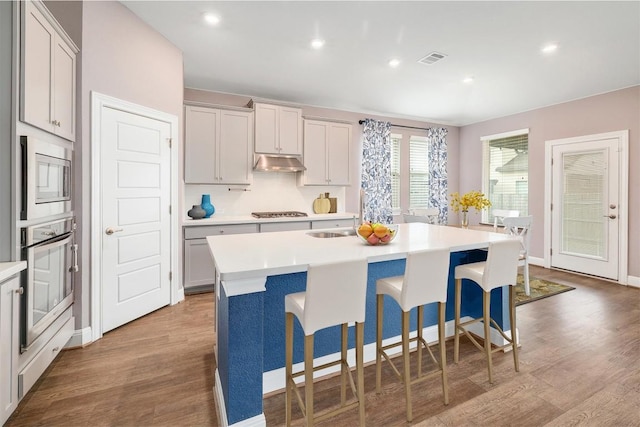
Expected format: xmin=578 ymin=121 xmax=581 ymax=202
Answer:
xmin=20 ymin=136 xmax=72 ymax=220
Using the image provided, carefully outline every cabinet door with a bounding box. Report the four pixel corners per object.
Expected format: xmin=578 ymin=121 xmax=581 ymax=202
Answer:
xmin=0 ymin=276 xmax=20 ymax=425
xmin=184 ymin=239 xmax=216 ymax=289
xmin=219 ymin=110 xmax=253 ymax=185
xmin=254 ymin=103 xmax=279 ymax=153
xmin=21 ymin=1 xmax=55 ymax=134
xmin=53 ymin=37 xmax=76 ymax=141
xmin=327 ymin=123 xmax=351 ymax=185
xmin=278 ymin=106 xmax=303 ymax=155
xmin=185 ymin=106 xmax=220 ymax=183
xmin=302 ymin=120 xmax=328 ymax=185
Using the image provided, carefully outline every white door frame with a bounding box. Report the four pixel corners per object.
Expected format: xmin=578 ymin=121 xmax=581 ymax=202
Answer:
xmin=544 ymin=130 xmax=629 ymax=284
xmin=90 ymin=92 xmax=182 ymax=342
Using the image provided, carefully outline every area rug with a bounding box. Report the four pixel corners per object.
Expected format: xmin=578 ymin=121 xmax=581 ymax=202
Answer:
xmin=514 ymin=274 xmax=575 ymax=306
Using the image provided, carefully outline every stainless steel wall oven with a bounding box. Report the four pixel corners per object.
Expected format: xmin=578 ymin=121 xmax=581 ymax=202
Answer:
xmin=20 ymin=135 xmax=72 ymax=220
xmin=20 ymin=218 xmax=77 ymax=351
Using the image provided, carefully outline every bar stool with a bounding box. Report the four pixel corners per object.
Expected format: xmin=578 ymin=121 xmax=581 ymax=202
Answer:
xmin=453 ymin=239 xmax=521 ymax=384
xmin=375 ymin=248 xmax=450 ymax=422
xmin=285 ymin=259 xmax=368 ymax=426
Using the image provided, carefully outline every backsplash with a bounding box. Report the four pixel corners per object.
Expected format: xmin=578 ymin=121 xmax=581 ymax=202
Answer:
xmin=183 ymin=172 xmax=346 ymax=218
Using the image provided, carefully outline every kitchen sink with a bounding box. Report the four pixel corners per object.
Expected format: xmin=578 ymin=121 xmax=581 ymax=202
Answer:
xmin=307 ymin=229 xmax=356 ymax=238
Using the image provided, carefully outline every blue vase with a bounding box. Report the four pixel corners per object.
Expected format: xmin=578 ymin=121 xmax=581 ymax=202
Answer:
xmin=201 ymin=194 xmax=215 ymax=218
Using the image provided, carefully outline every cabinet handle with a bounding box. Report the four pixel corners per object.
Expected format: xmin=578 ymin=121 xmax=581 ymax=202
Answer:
xmin=15 ymin=287 xmax=24 ymax=295
xmin=219 ymin=230 xmax=225 ymax=234
xmin=52 ymin=346 xmax=60 ymax=353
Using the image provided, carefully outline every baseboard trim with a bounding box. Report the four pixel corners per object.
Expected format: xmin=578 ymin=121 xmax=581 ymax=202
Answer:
xmin=628 ymin=275 xmax=640 ymax=288
xmin=214 ymin=369 xmax=266 ymax=427
xmin=64 ymin=327 xmax=92 ymax=349
xmin=528 ymin=256 xmax=544 ymax=267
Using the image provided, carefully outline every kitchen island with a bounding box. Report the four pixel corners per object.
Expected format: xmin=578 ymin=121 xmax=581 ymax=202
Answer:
xmin=207 ymin=222 xmax=516 ymax=427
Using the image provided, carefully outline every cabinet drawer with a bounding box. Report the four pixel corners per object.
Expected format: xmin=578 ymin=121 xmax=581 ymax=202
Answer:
xmin=19 ymin=316 xmax=73 ymax=399
xmin=311 ymin=219 xmax=355 ymax=229
xmin=184 ymin=223 xmax=258 ymax=239
xmin=260 ymin=222 xmax=310 ymax=233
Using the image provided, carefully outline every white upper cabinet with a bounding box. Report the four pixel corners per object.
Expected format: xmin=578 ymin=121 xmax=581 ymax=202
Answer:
xmin=184 ymin=105 xmax=253 ymax=185
xmin=21 ymin=1 xmax=78 ymax=142
xmin=301 ymin=119 xmax=351 ymax=186
xmin=254 ymin=103 xmax=302 ymax=155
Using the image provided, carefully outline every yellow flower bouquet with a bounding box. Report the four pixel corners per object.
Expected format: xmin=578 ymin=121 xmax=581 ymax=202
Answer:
xmin=450 ymin=190 xmax=491 ymax=213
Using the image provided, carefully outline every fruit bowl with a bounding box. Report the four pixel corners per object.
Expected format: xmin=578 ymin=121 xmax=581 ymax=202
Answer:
xmin=356 ymin=223 xmax=398 ymax=246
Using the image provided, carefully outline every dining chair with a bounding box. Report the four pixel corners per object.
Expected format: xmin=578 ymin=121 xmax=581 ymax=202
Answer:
xmin=403 ymin=207 xmax=439 ymax=224
xmin=285 ymin=259 xmax=368 ymax=426
xmin=503 ymin=216 xmax=533 ymax=296
xmin=492 ymin=209 xmax=520 ymax=231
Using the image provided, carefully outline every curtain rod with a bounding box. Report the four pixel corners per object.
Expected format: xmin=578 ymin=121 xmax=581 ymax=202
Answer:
xmin=358 ymin=119 xmax=431 ymax=132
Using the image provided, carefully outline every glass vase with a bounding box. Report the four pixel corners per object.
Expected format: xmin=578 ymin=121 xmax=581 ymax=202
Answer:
xmin=461 ymin=210 xmax=469 ymax=229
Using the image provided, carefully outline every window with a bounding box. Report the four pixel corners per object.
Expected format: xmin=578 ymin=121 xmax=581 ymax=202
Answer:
xmin=391 ymin=135 xmax=401 ymax=211
xmin=409 ymin=136 xmax=429 ymax=209
xmin=482 ymin=129 xmax=529 ymax=224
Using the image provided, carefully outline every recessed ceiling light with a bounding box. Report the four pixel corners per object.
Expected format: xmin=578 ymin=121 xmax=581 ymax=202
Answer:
xmin=463 ymin=76 xmax=474 ymax=84
xmin=311 ymin=38 xmax=325 ymax=49
xmin=203 ymin=13 xmax=220 ymax=26
xmin=388 ymin=59 xmax=400 ymax=68
xmin=542 ymin=43 xmax=558 ymax=54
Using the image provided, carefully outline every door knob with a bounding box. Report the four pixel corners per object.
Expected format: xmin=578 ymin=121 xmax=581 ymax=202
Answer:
xmin=603 ymin=214 xmax=617 ymax=219
xmin=105 ymin=227 xmax=123 ymax=235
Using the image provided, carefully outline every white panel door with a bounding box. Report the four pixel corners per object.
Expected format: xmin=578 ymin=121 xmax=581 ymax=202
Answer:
xmin=53 ymin=38 xmax=76 ymax=141
xmin=101 ymin=106 xmax=171 ymax=333
xmin=551 ymin=138 xmax=619 ymax=279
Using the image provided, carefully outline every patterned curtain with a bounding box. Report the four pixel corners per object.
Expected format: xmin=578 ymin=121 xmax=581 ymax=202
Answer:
xmin=361 ymin=119 xmax=393 ymax=224
xmin=427 ymin=128 xmax=448 ymax=224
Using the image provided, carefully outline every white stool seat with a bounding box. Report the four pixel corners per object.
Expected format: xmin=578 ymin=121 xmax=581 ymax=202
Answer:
xmin=375 ymin=248 xmax=450 ymax=422
xmin=285 ymin=259 xmax=368 ymax=426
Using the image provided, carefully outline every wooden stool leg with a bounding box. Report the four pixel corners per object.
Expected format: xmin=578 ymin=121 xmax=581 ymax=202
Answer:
xmin=376 ymin=294 xmax=383 ymax=393
xmin=341 ymin=323 xmax=348 ymax=405
xmin=438 ymin=302 xmax=449 ymax=405
xmin=402 ymin=310 xmax=412 ymax=422
xmin=454 ymin=278 xmax=462 ymax=363
xmin=510 ymin=285 xmax=520 ymax=372
xmin=285 ymin=313 xmax=293 ymax=427
xmin=483 ymin=291 xmax=493 ymax=384
xmin=305 ymin=334 xmax=315 ymax=426
xmin=417 ymin=306 xmax=424 ymax=377
xmin=356 ymin=322 xmax=366 ymax=427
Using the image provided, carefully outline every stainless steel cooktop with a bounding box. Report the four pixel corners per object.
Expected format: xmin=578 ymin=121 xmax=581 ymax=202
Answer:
xmin=251 ymin=211 xmax=308 ymax=219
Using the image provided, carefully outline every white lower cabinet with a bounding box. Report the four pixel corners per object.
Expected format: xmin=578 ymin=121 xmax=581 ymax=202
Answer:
xmin=183 ymin=224 xmax=259 ymax=292
xmin=0 ymin=275 xmax=20 ymax=425
xmin=18 ymin=315 xmax=73 ymax=399
xmin=259 ymin=222 xmax=310 ymax=233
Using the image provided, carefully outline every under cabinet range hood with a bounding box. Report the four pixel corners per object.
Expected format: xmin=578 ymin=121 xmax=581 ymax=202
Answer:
xmin=253 ymin=154 xmax=306 ymax=172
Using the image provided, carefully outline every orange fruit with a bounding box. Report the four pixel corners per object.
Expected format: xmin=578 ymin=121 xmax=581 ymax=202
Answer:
xmin=358 ymin=223 xmax=373 ymax=238
xmin=374 ymin=224 xmax=388 ymax=238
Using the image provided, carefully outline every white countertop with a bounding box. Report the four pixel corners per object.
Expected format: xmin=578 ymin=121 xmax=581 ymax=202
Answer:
xmin=207 ymin=223 xmax=514 ymax=283
xmin=0 ymin=261 xmax=27 ymax=283
xmin=183 ymin=212 xmax=357 ymax=226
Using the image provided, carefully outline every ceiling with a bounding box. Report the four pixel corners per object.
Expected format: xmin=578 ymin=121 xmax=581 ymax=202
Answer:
xmin=122 ymin=1 xmax=640 ymax=126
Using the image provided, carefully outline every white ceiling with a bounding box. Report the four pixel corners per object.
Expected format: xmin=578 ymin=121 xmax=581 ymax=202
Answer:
xmin=122 ymin=1 xmax=640 ymax=126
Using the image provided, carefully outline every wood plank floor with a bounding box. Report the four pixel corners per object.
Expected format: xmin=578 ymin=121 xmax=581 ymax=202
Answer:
xmin=6 ymin=266 xmax=640 ymax=426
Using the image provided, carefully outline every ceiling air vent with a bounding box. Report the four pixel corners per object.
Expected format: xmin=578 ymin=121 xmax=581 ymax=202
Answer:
xmin=418 ymin=52 xmax=447 ymax=65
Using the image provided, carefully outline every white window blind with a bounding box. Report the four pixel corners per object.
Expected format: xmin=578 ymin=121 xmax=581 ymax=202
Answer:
xmin=409 ymin=136 xmax=429 ymax=209
xmin=391 ymin=135 xmax=401 ymax=210
xmin=482 ymin=130 xmax=529 ymax=224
